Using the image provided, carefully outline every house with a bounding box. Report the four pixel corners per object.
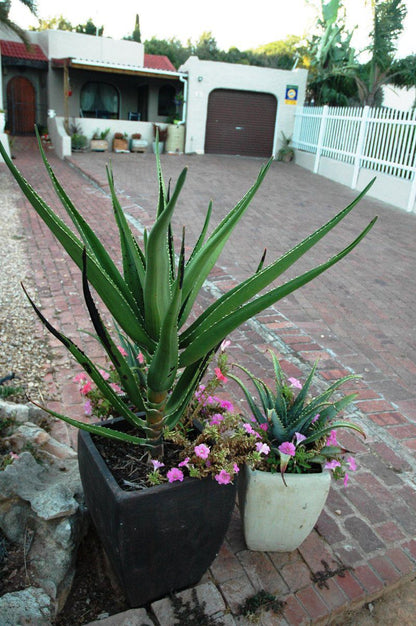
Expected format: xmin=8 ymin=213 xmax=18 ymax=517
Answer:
xmin=0 ymin=28 xmax=308 ymax=160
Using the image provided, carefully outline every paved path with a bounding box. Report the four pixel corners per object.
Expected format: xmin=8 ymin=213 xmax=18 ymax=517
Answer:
xmin=2 ymin=138 xmax=416 ymax=624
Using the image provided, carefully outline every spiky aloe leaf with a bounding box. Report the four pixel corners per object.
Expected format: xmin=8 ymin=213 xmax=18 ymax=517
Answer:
xmin=180 ymin=179 xmax=376 ymax=349
xmin=164 ymin=352 xmax=213 ymax=429
xmin=106 ymin=164 xmax=146 ymax=311
xmin=179 ymin=216 xmax=377 ymax=366
xmin=268 ymin=408 xmax=288 ymax=443
xmin=302 ymin=419 xmax=366 ymax=446
xmin=227 ymin=371 xmax=267 ymax=425
xmin=0 ymin=141 xmax=155 ymax=352
xmin=147 ymin=230 xmax=185 ymax=392
xmin=289 ymin=362 xmax=318 ymax=421
xmin=178 ymin=159 xmax=273 ymax=327
xmin=35 ymin=131 xmax=137 ymax=306
xmin=22 ymin=284 xmax=147 ymax=431
xmin=81 ymin=248 xmax=146 ymax=412
xmin=30 ymin=401 xmax=147 ymax=444
xmin=144 ymin=166 xmax=187 ymax=338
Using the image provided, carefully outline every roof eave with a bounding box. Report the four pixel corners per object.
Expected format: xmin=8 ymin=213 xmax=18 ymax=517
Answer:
xmin=51 ymin=57 xmax=187 ymax=81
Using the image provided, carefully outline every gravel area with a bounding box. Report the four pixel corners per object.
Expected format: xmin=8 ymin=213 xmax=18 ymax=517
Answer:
xmin=0 ymin=171 xmax=52 ymax=403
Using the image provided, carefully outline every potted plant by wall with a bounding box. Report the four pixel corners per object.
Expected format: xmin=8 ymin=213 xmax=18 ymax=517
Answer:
xmin=113 ymin=132 xmax=129 ymax=152
xmin=130 ymin=132 xmax=148 ymax=153
xmin=90 ymin=128 xmax=110 ymax=152
xmin=152 ymin=124 xmax=168 ymax=153
xmin=230 ymin=353 xmax=365 ymax=552
xmin=0 ymin=133 xmax=376 ymax=607
xmin=277 ymin=132 xmax=295 ymax=163
xmin=71 ymin=133 xmax=88 ymax=152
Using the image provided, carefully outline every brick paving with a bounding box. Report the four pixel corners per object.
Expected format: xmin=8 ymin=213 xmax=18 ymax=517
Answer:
xmin=2 ymin=138 xmax=416 ymax=624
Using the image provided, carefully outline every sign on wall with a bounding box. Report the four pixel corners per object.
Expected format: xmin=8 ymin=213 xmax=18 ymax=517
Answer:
xmin=285 ymin=85 xmax=298 ymax=105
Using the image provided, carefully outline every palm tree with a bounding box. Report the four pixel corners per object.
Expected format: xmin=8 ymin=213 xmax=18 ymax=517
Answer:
xmin=0 ymin=0 xmax=37 ymax=45
xmin=353 ymin=0 xmax=407 ymax=105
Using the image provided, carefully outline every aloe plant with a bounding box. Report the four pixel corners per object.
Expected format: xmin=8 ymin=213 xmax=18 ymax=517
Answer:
xmin=228 ymin=352 xmax=365 ymax=472
xmin=0 ymin=134 xmax=376 ymax=455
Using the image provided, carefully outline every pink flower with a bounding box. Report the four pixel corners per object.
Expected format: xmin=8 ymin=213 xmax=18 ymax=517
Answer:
xmin=243 ymin=423 xmax=257 ymax=436
xmin=343 ymin=472 xmax=350 ymax=487
xmin=194 ymin=444 xmax=210 ymax=460
xmin=137 ymin=352 xmax=145 ymax=364
xmin=110 ymin=382 xmax=122 ymax=394
xmin=84 ymin=399 xmax=92 ymax=416
xmin=295 ymin=432 xmax=306 ymax=445
xmin=214 ymin=367 xmax=228 ymax=383
xmin=259 ymin=423 xmax=268 ymax=431
xmin=9 ymin=452 xmax=19 ymax=460
xmin=288 ymin=377 xmax=302 ymax=389
xmin=99 ymin=369 xmax=110 ymax=380
xmin=256 ymin=442 xmax=270 ymax=455
xmin=151 ymin=460 xmax=165 ymax=470
xmin=73 ymin=372 xmax=87 ymax=383
xmin=278 ymin=441 xmax=296 ymax=457
xmin=209 ymin=413 xmax=224 ymax=426
xmin=167 ymin=468 xmax=184 ymax=483
xmin=220 ymin=399 xmax=234 ymax=412
xmin=347 ymin=457 xmax=357 ymax=471
xmin=233 ymin=463 xmax=240 ymax=473
xmin=325 ymin=459 xmax=341 ymax=470
xmin=80 ymin=381 xmax=92 ymax=395
xmin=326 ymin=430 xmax=338 ymax=447
xmin=312 ymin=413 xmax=320 ymax=423
xmin=215 ymin=470 xmax=231 ymax=485
xmin=117 ymin=346 xmax=128 ymax=357
xmin=178 ymin=457 xmax=190 ymax=468
xmin=220 ymin=339 xmax=231 ymax=352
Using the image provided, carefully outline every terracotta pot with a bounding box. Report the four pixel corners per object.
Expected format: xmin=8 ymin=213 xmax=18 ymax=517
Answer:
xmin=238 ymin=465 xmax=331 ymax=551
xmin=78 ymin=419 xmax=237 ymax=606
xmin=113 ymin=138 xmax=129 ymax=152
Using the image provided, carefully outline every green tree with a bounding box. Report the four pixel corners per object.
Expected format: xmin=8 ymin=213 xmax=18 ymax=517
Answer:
xmin=75 ymin=18 xmax=104 ymax=37
xmin=143 ymin=36 xmax=190 ymax=68
xmin=124 ymin=13 xmax=141 ymax=43
xmin=306 ymin=0 xmax=358 ymax=105
xmin=29 ymin=15 xmax=73 ymax=31
xmin=191 ymin=31 xmax=221 ymax=61
xmin=0 ymin=0 xmax=37 ymax=44
xmin=352 ymin=0 xmax=407 ymax=105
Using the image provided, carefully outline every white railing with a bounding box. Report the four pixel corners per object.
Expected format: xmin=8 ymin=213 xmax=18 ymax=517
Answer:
xmin=293 ymin=105 xmax=416 ymax=212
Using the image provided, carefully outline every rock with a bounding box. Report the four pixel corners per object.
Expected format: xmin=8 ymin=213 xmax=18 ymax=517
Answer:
xmin=5 ymin=421 xmax=77 ymax=460
xmin=0 ymin=451 xmax=87 ymax=610
xmin=0 ymin=452 xmax=80 ymax=521
xmin=0 ymin=399 xmax=29 ymax=425
xmin=0 ymin=399 xmax=49 ymax=426
xmin=0 ymin=586 xmax=53 ymax=625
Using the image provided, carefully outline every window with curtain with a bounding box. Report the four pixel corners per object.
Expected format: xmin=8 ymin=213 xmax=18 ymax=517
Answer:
xmin=80 ymin=82 xmax=119 ymax=118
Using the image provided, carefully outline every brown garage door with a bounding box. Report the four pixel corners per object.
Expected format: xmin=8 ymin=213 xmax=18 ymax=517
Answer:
xmin=205 ymin=89 xmax=277 ymax=157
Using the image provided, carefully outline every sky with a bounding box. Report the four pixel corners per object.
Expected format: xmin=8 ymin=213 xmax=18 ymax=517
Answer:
xmin=8 ymin=0 xmax=416 ymax=58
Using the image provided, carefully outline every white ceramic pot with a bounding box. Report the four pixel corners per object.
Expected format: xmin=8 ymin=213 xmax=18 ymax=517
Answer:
xmin=238 ymin=466 xmax=331 ymax=552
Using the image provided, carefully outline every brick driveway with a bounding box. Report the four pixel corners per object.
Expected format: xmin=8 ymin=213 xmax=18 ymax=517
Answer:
xmin=70 ymin=148 xmax=416 ymax=417
xmin=2 ymin=139 xmax=416 ymax=624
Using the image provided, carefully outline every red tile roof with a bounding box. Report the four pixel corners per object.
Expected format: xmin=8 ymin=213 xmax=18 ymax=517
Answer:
xmin=0 ymin=39 xmax=48 ymax=62
xmin=144 ymin=54 xmax=176 ymax=72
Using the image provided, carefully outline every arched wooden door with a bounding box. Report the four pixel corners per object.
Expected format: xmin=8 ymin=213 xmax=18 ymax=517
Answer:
xmin=7 ymin=76 xmax=36 ymax=135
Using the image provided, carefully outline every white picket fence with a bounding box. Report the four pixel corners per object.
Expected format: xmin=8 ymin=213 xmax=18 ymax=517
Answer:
xmin=292 ymin=105 xmax=416 ymax=212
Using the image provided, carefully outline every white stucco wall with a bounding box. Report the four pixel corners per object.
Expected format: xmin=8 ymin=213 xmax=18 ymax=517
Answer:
xmin=0 ymin=50 xmax=11 ymax=161
xmin=179 ymin=56 xmax=308 ymax=156
xmin=28 ymin=30 xmax=144 ymax=67
xmin=295 ymin=149 xmax=416 ymax=213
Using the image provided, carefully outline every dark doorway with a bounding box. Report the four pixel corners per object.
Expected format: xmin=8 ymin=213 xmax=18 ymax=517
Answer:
xmin=7 ymin=76 xmax=36 ymax=135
